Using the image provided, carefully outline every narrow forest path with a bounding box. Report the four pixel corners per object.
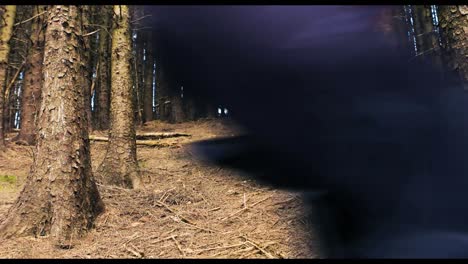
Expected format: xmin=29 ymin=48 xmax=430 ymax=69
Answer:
xmin=0 ymin=119 xmax=317 ymax=259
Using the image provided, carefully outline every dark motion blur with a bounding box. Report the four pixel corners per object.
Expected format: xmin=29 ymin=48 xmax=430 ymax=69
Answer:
xmin=147 ymin=6 xmax=468 ymax=258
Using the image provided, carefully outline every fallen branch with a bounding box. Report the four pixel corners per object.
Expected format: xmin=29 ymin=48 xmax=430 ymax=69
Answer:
xmin=180 ymin=220 xmax=219 ymax=234
xmin=135 ymin=132 xmax=191 ymax=140
xmin=123 ymin=232 xmax=141 ymax=246
xmin=154 ymin=201 xmax=197 ymax=226
xmin=89 ymin=135 xmax=110 ymax=141
xmin=89 ymin=135 xmax=179 ymax=148
xmin=207 ymin=207 xmax=220 ymax=212
xmin=149 ymin=235 xmax=178 ymax=245
xmin=233 ymin=246 xmax=255 ymax=257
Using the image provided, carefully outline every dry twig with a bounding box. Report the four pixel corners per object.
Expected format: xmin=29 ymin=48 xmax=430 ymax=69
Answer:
xmin=171 ymin=236 xmax=186 ymax=257
xmin=240 ymin=236 xmax=276 ymax=259
xmin=14 ymin=10 xmax=48 ymax=26
xmin=221 ymin=196 xmax=271 ymax=221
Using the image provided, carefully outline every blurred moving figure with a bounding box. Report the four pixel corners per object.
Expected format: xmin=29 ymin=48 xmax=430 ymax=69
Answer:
xmin=148 ymin=6 xmax=468 ymax=258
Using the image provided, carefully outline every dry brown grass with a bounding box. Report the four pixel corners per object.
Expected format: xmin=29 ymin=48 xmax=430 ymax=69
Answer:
xmin=0 ymin=119 xmax=318 ymax=259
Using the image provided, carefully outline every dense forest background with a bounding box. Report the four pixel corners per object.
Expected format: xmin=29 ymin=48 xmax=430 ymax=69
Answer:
xmin=1 ymin=6 xmax=467 ymax=146
xmin=0 ymin=5 xmax=466 ymax=258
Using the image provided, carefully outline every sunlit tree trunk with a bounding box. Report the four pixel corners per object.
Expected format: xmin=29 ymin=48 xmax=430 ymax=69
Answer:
xmin=0 ymin=5 xmax=104 ymax=247
xmin=0 ymin=5 xmax=16 ymax=148
xmin=98 ymin=5 xmax=141 ymax=189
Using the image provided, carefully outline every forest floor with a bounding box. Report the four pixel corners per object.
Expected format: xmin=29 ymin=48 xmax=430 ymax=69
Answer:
xmin=0 ymin=119 xmax=317 ymax=259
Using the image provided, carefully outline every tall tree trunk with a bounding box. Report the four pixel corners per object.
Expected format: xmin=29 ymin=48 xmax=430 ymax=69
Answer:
xmin=0 ymin=5 xmax=16 ymax=148
xmin=132 ymin=6 xmax=145 ymax=126
xmin=153 ymin=34 xmax=171 ymax=122
xmin=0 ymin=5 xmax=104 ymax=247
xmin=185 ymin=97 xmax=197 ymax=121
xmin=88 ymin=6 xmax=100 ymax=130
xmin=413 ymin=6 xmax=434 ymax=55
xmin=16 ymin=5 xmax=46 ymax=145
xmin=156 ymin=61 xmax=170 ymax=122
xmin=135 ymin=34 xmax=144 ymax=125
xmin=80 ymin=5 xmax=93 ymax=131
xmin=143 ymin=31 xmax=153 ymax=124
xmin=412 ymin=5 xmax=444 ymax=69
xmin=438 ymin=5 xmax=468 ymax=88
xmin=163 ymin=69 xmax=185 ymax=123
xmin=98 ymin=5 xmax=141 ymax=189
xmin=166 ymin=69 xmax=185 ymax=123
xmin=94 ymin=5 xmax=112 ymax=130
xmin=170 ymin=93 xmax=185 ymax=123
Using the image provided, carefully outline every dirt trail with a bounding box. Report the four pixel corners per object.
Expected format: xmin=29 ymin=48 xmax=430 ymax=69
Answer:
xmin=0 ymin=119 xmax=317 ymax=259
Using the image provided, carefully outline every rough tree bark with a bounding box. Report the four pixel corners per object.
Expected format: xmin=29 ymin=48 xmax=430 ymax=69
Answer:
xmin=16 ymin=5 xmax=46 ymax=145
xmin=0 ymin=5 xmax=104 ymax=247
xmin=438 ymin=5 xmax=468 ymax=88
xmin=0 ymin=5 xmax=16 ymax=148
xmin=94 ymin=5 xmax=112 ymax=130
xmin=97 ymin=5 xmax=141 ymax=189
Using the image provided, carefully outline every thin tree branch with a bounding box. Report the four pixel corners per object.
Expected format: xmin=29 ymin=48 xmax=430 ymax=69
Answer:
xmin=14 ymin=10 xmax=48 ymax=26
xmin=409 ymin=46 xmax=441 ymax=61
xmin=83 ymin=23 xmax=112 ymax=40
xmin=131 ymin=14 xmax=152 ymax=24
xmin=133 ymin=27 xmax=153 ymax=31
xmin=5 ymin=60 xmax=26 ymax=102
xmin=82 ymin=29 xmax=100 ymax=37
